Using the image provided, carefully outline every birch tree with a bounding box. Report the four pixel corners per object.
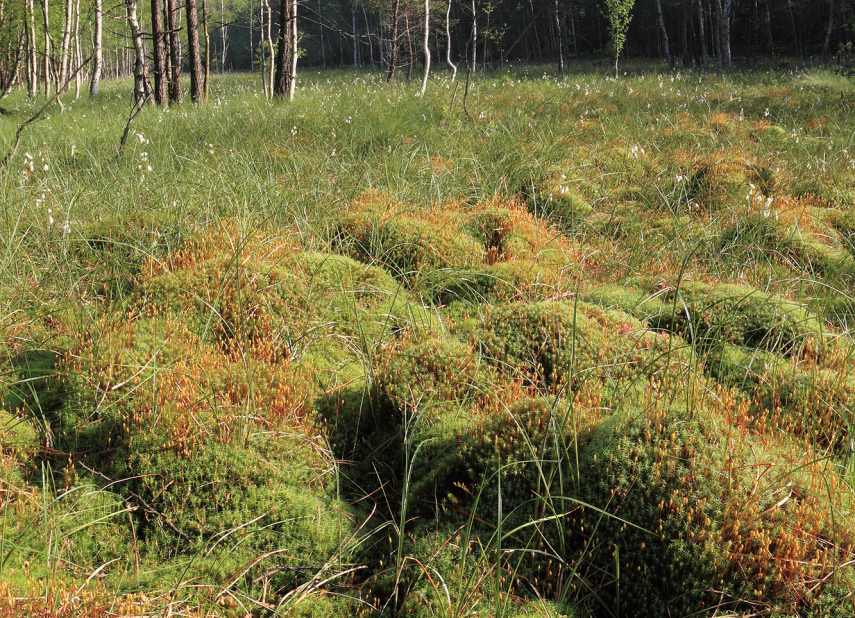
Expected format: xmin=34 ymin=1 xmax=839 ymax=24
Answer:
xmin=288 ymin=0 xmax=297 ymax=100
xmin=59 ymin=0 xmax=73 ymax=90
xmin=445 ymin=0 xmax=457 ymax=80
xmin=41 ymin=0 xmax=50 ymax=96
xmin=89 ymin=0 xmax=103 ymax=95
xmin=604 ymin=0 xmax=634 ymax=78
xmin=126 ymin=0 xmax=150 ymax=104
xmin=419 ymin=0 xmax=429 ymax=95
xmin=26 ymin=0 xmax=37 ymax=96
xmin=654 ymin=0 xmax=672 ymax=69
xmin=273 ymin=0 xmax=297 ymax=99
xmin=822 ymin=0 xmax=835 ymax=60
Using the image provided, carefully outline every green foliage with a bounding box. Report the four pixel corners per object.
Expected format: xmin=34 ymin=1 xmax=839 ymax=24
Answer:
xmin=604 ymin=0 xmax=636 ymax=77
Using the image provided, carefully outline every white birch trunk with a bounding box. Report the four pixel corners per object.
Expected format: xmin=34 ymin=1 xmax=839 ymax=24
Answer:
xmin=26 ymin=0 xmax=37 ymax=96
xmin=73 ymin=0 xmax=81 ymax=98
xmin=126 ymin=0 xmax=148 ymax=103
xmin=470 ymin=0 xmax=476 ymax=73
xmin=41 ymin=0 xmax=50 ymax=97
xmin=288 ymin=0 xmax=297 ymax=100
xmin=265 ymin=0 xmax=274 ymax=94
xmin=445 ymin=0 xmax=456 ymax=80
xmin=419 ymin=0 xmax=430 ymax=95
xmin=59 ymin=0 xmax=73 ymax=90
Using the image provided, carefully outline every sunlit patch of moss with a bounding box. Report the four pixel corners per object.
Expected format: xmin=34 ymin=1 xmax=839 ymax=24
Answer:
xmin=43 ymin=222 xmax=436 ymax=597
xmin=464 ymin=300 xmax=689 ymax=393
xmin=525 ymin=178 xmax=593 ymax=230
xmin=650 ymin=282 xmax=825 ymax=357
xmin=583 ymin=284 xmax=667 ymax=324
xmin=748 ymin=352 xmax=855 ymax=452
xmin=718 ymin=195 xmax=855 ymax=277
xmin=376 ymin=336 xmax=496 ymax=423
xmin=131 ymin=228 xmax=430 ymax=388
xmin=0 ymin=409 xmax=38 ymax=506
xmin=577 ymin=385 xmax=855 ymax=617
xmin=335 ymin=196 xmax=592 ymax=306
xmin=335 ymin=194 xmax=484 ymax=280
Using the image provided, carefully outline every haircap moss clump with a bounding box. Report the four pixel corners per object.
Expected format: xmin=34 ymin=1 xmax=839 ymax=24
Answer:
xmin=36 ymin=221 xmax=449 ymax=598
xmin=576 ymin=386 xmax=855 ymax=617
xmin=525 ymin=179 xmax=593 ymax=231
xmin=334 ymin=194 xmax=484 ymax=282
xmin=464 ymin=300 xmax=690 ymax=393
xmin=376 ymin=336 xmax=496 ymax=422
xmin=718 ymin=194 xmax=855 ymax=278
xmin=335 ymin=195 xmax=594 ymax=304
xmin=649 ymin=281 xmax=826 ymax=357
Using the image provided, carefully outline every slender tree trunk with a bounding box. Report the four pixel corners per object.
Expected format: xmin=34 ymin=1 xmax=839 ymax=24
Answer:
xmin=273 ymin=0 xmax=291 ymax=97
xmin=59 ymin=0 xmax=73 ymax=90
xmin=469 ymin=0 xmax=476 ymax=73
xmin=571 ymin=6 xmax=578 ymax=60
xmin=387 ymin=0 xmax=401 ymax=83
xmin=353 ymin=1 xmax=358 ymax=66
xmin=0 ymin=31 xmax=25 ymax=99
xmin=260 ymin=0 xmax=267 ymax=95
xmin=126 ymin=0 xmax=148 ymax=104
xmin=530 ymin=0 xmax=541 ymax=59
xmin=787 ymin=0 xmax=799 ymax=57
xmin=405 ymin=9 xmax=413 ymax=80
xmin=319 ymin=0 xmax=325 ymax=66
xmin=202 ymin=0 xmax=210 ymax=99
xmin=288 ymin=0 xmax=297 ymax=100
xmin=150 ymin=0 xmax=167 ymax=103
xmin=822 ymin=0 xmax=835 ymax=60
xmin=265 ymin=0 xmax=274 ymax=93
xmin=364 ymin=4 xmax=375 ymax=67
xmin=220 ymin=0 xmax=227 ymax=71
xmin=721 ymin=0 xmax=731 ymax=66
xmin=166 ymin=0 xmax=182 ymax=102
xmin=711 ymin=0 xmax=721 ymax=69
xmin=764 ymin=0 xmax=773 ymax=55
xmin=445 ymin=0 xmax=456 ymax=80
xmin=419 ymin=0 xmax=430 ymax=94
xmin=187 ymin=0 xmax=204 ymax=101
xmin=554 ymin=0 xmax=562 ymax=72
xmin=41 ymin=0 xmax=50 ymax=97
xmin=654 ymin=0 xmax=673 ymax=69
xmin=73 ymin=0 xmax=81 ymax=98
xmin=696 ymin=0 xmax=707 ymax=68
xmin=26 ymin=0 xmax=37 ymax=96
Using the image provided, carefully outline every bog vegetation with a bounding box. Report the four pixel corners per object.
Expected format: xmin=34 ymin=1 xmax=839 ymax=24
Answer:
xmin=1 ymin=62 xmax=855 ymax=617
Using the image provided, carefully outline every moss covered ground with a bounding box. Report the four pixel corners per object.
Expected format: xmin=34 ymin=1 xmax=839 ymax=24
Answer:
xmin=1 ymin=61 xmax=855 ymax=617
